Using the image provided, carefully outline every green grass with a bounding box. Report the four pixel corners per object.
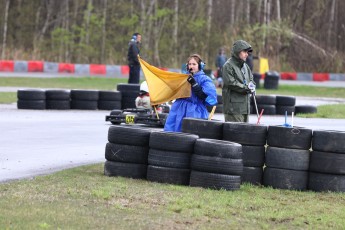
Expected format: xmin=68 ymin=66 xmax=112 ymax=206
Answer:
xmin=0 ymin=92 xmax=16 ymax=104
xmin=0 ymin=163 xmax=344 ymax=229
xmin=297 ymin=104 xmax=345 ymax=119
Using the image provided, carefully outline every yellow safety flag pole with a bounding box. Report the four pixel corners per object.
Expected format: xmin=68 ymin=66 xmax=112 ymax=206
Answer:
xmin=153 ymin=105 xmax=159 ymax=119
xmin=208 ymin=106 xmax=216 ymax=120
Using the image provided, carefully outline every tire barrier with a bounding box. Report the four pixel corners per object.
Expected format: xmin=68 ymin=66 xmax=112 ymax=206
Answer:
xmin=182 ymin=118 xmax=224 ymax=139
xmin=104 ymin=125 xmax=152 ymax=179
xmin=264 ymin=126 xmax=312 ymax=191
xmin=223 ymin=122 xmax=267 ymax=185
xmin=17 ymin=89 xmax=46 ymax=110
xmin=117 ymin=83 xmax=140 ymax=109
xmin=308 ymin=130 xmax=345 ymax=192
xmin=103 ymin=120 xmax=345 ymax=193
xmin=147 ymin=131 xmax=198 ymax=185
xmin=17 ymin=89 xmax=122 ymax=111
xmin=264 ymin=71 xmax=280 ymax=89
xmin=250 ymin=94 xmax=316 ymax=116
xmin=189 ymin=138 xmax=242 ymax=190
xmin=98 ymin=91 xmax=122 ymax=110
xmin=45 ymin=89 xmax=71 ymax=110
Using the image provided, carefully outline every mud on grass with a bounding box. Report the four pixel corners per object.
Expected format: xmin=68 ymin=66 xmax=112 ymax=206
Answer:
xmin=0 ymin=163 xmax=345 ymax=229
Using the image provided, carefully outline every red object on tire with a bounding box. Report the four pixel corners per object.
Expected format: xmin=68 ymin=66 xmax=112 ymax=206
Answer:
xmin=313 ymin=73 xmax=329 ymax=81
xmin=58 ymin=63 xmax=75 ymax=73
xmin=28 ymin=61 xmax=44 ymax=72
xmin=0 ymin=60 xmax=14 ymax=72
xmin=90 ymin=64 xmax=106 ymax=75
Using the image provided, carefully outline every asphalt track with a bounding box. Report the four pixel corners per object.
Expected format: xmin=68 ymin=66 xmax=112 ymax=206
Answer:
xmin=1 ymin=95 xmax=345 ymax=183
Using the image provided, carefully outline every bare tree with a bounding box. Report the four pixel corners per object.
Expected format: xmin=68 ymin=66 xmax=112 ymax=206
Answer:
xmin=173 ymin=0 xmax=178 ymax=67
xmin=327 ymin=0 xmax=336 ymax=48
xmin=101 ymin=0 xmax=107 ymax=63
xmin=1 ymin=0 xmax=10 ymax=59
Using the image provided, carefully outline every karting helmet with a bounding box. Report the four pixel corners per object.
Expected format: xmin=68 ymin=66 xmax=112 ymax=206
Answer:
xmin=140 ymin=81 xmax=149 ymax=93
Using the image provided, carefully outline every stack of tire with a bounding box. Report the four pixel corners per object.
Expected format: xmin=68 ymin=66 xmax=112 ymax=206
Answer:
xmin=308 ymin=130 xmax=345 ymax=192
xmin=70 ymin=89 xmax=99 ymax=110
xmin=253 ymin=73 xmax=262 ymax=89
xmin=45 ymin=89 xmax=70 ymax=110
xmin=275 ymin=96 xmax=296 ymax=115
xmin=253 ymin=95 xmax=276 ymax=115
xmin=264 ymin=71 xmax=280 ymax=90
xmin=264 ymin=125 xmax=312 ymax=191
xmin=182 ymin=117 xmax=224 ymax=140
xmin=223 ymin=122 xmax=267 ymax=185
xmin=117 ymin=83 xmax=140 ymax=109
xmin=104 ymin=125 xmax=152 ymax=179
xmin=295 ymin=105 xmax=317 ymax=115
xmin=189 ymin=138 xmax=243 ymax=190
xmin=98 ymin=90 xmax=122 ymax=110
xmin=147 ymin=131 xmax=198 ymax=185
xmin=17 ymin=89 xmax=46 ymax=110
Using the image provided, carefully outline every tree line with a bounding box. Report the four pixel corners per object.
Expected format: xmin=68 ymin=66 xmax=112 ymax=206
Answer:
xmin=1 ymin=0 xmax=344 ymax=73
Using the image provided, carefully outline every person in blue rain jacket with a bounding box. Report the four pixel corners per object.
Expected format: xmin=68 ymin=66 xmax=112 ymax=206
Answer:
xmin=164 ymin=54 xmax=218 ymax=132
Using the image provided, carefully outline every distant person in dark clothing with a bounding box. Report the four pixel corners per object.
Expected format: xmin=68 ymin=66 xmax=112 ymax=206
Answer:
xmin=127 ymin=32 xmax=142 ymax=84
xmin=245 ymin=52 xmax=254 ymax=71
xmin=215 ymin=47 xmax=227 ymax=88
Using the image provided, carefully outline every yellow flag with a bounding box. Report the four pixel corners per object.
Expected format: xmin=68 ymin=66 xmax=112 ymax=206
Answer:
xmin=139 ymin=56 xmax=191 ymax=105
xmin=259 ymin=57 xmax=269 ymax=74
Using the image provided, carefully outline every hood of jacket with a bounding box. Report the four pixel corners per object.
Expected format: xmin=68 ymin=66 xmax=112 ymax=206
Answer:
xmin=231 ymin=40 xmax=252 ymax=66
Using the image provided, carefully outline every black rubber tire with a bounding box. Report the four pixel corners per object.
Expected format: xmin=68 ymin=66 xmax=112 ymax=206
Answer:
xmin=215 ymin=104 xmax=223 ymax=113
xmin=257 ymin=104 xmax=276 ymax=115
xmin=110 ymin=109 xmax=122 ymax=115
xmin=308 ymin=172 xmax=345 ymax=192
xmin=104 ymin=161 xmax=147 ymax=179
xmin=117 ymin=83 xmax=140 ymax=92
xmin=255 ymin=95 xmax=276 ymax=105
xmin=46 ymin=100 xmax=70 ymax=110
xmin=267 ymin=125 xmax=312 ymax=150
xmin=242 ymin=145 xmax=265 ymax=167
xmin=223 ymin=122 xmax=268 ymax=146
xmin=190 ymin=170 xmax=241 ymax=191
xmin=98 ymin=100 xmax=122 ymax=110
xmin=17 ymin=99 xmax=46 ymax=110
xmin=182 ymin=118 xmax=224 ymax=140
xmin=105 ymin=142 xmax=149 ymax=164
xmin=146 ymin=165 xmax=190 ymax=185
xmin=99 ymin=90 xmax=122 ymax=101
xmin=45 ymin=89 xmax=70 ymax=100
xmin=149 ymin=131 xmax=199 ymax=153
xmin=263 ymin=167 xmax=308 ymax=191
xmin=148 ymin=148 xmax=191 ymax=169
xmin=70 ymin=89 xmax=99 ymax=100
xmin=121 ymin=97 xmax=137 ymax=109
xmin=276 ymin=96 xmax=296 ymax=106
xmin=194 ymin=138 xmax=242 ymax=159
xmin=276 ymin=105 xmax=295 ymax=115
xmin=295 ymin=105 xmax=317 ymax=114
xmin=312 ymin=130 xmax=345 ymax=153
xmin=241 ymin=166 xmax=263 ymax=185
xmin=71 ymin=100 xmax=98 ymax=110
xmin=309 ymin=151 xmax=345 ymax=174
xmin=17 ymin=89 xmax=46 ymax=100
xmin=108 ymin=125 xmax=152 ymax=146
xmin=190 ymin=154 xmax=243 ymax=175
xmin=265 ymin=146 xmax=310 ymax=171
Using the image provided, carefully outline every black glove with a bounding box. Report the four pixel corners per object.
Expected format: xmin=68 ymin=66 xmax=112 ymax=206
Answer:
xmin=187 ymin=76 xmax=207 ymax=100
xmin=187 ymin=75 xmax=197 ymax=87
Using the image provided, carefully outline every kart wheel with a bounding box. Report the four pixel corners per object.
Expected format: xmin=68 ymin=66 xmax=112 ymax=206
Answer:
xmin=110 ymin=121 xmax=121 ymax=125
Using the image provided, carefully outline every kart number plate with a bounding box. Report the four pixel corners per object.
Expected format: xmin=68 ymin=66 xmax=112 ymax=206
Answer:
xmin=125 ymin=115 xmax=135 ymax=124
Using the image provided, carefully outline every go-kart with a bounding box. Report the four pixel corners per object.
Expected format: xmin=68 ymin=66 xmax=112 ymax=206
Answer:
xmin=105 ymin=107 xmax=169 ymax=127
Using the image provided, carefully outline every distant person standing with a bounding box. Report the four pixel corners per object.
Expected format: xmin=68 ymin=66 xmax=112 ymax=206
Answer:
xmin=215 ymin=47 xmax=227 ymax=88
xmin=127 ymin=32 xmax=142 ymax=84
xmin=245 ymin=51 xmax=254 ymax=72
xmin=222 ymin=40 xmax=255 ymax=122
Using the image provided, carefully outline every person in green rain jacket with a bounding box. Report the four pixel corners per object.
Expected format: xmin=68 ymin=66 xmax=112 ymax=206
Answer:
xmin=222 ymin=40 xmax=255 ymax=122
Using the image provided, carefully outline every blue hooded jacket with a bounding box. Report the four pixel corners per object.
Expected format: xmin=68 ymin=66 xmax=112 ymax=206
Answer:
xmin=164 ymin=70 xmax=217 ymax=132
